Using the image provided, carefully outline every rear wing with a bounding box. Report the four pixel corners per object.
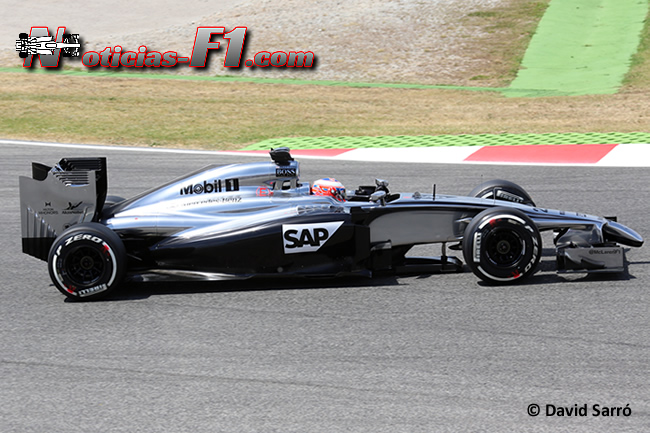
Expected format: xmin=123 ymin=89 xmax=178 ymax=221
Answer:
xmin=19 ymin=157 xmax=107 ymax=261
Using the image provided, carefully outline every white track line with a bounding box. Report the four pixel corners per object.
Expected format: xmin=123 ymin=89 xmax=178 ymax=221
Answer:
xmin=595 ymin=143 xmax=650 ymax=167
xmin=0 ymin=138 xmax=265 ymax=158
xmin=2 ymin=138 xmax=649 ymax=166
xmin=334 ymin=147 xmax=479 ymax=164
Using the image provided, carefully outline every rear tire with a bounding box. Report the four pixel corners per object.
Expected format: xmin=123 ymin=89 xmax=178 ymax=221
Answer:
xmin=462 ymin=207 xmax=541 ymax=284
xmin=48 ymin=223 xmax=126 ymax=300
xmin=469 ymin=179 xmax=535 ymax=207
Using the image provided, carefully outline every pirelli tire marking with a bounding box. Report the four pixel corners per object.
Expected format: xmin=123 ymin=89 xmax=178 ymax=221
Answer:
xmin=51 ymin=233 xmax=118 ymax=298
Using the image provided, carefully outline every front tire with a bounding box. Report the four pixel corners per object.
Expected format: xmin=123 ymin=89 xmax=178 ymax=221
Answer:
xmin=462 ymin=207 xmax=541 ymax=284
xmin=469 ymin=179 xmax=535 ymax=207
xmin=48 ymin=223 xmax=126 ymax=300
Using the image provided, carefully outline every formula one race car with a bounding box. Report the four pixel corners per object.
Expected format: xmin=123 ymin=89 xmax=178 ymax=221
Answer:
xmin=19 ymin=148 xmax=643 ymax=300
xmin=15 ymin=32 xmax=80 ymax=58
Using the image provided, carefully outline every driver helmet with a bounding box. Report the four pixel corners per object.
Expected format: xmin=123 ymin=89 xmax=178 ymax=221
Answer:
xmin=312 ymin=178 xmax=346 ymax=202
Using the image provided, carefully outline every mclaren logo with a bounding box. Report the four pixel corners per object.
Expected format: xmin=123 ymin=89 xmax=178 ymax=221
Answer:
xmin=282 ymin=222 xmax=344 ymax=254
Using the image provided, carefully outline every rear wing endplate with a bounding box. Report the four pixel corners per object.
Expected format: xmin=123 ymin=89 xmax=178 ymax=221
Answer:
xmin=19 ymin=157 xmax=107 ymax=261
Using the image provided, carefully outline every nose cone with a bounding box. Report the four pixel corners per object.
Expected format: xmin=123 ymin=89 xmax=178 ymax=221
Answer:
xmin=603 ymin=221 xmax=644 ymax=247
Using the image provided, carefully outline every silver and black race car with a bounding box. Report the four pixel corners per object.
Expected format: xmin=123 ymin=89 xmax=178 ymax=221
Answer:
xmin=19 ymin=148 xmax=643 ymax=300
xmin=15 ymin=32 xmax=80 ymax=58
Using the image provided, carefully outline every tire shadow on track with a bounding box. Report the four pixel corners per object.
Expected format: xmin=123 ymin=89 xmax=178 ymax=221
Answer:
xmin=67 ymin=275 xmax=403 ymax=302
xmin=63 ymin=261 xmax=641 ymax=301
xmin=472 ymin=246 xmax=639 ymax=288
xmin=58 ymin=247 xmax=640 ymax=302
xmin=474 ymin=269 xmax=638 ymax=288
xmin=58 ymin=245 xmax=641 ymax=302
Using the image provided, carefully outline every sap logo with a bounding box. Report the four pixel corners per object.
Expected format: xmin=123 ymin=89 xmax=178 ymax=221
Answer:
xmin=282 ymin=222 xmax=344 ymax=254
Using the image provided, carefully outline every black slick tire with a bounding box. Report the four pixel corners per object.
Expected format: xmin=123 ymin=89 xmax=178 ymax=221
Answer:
xmin=469 ymin=179 xmax=535 ymax=207
xmin=462 ymin=207 xmax=542 ymax=284
xmin=48 ymin=223 xmax=126 ymax=300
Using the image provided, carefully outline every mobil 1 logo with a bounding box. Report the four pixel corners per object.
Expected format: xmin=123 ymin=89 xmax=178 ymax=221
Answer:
xmin=282 ymin=221 xmax=344 ymax=254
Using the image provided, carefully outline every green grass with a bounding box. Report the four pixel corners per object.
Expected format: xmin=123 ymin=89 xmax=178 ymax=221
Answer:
xmin=0 ymin=0 xmax=648 ymax=150
xmin=462 ymin=0 xmax=550 ymax=86
xmin=244 ymin=132 xmax=650 ymax=150
xmin=623 ymin=2 xmax=650 ymax=90
xmin=2 ymin=72 xmax=648 ymax=150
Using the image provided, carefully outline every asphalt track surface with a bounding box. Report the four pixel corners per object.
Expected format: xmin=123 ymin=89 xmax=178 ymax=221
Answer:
xmin=2 ymin=142 xmax=649 ymax=432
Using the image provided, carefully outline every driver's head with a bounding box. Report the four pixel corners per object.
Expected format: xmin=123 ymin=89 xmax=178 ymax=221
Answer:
xmin=312 ymin=178 xmax=346 ymax=202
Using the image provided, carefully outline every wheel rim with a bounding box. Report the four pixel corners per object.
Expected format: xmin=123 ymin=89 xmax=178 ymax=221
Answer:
xmin=484 ymin=229 xmax=524 ymax=267
xmin=64 ymin=246 xmax=107 ymax=287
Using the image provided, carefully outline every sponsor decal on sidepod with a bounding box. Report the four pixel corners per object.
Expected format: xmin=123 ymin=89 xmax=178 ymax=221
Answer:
xmin=282 ymin=222 xmax=344 ymax=254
